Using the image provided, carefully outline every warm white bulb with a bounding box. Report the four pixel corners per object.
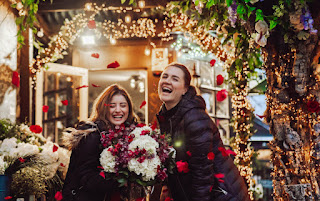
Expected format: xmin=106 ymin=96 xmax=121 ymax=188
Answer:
xmin=138 ymin=0 xmax=145 ymax=8
xmin=110 ymin=38 xmax=116 ymax=45
xmin=81 ymin=35 xmax=95 ymax=45
xmin=125 ymin=15 xmax=132 ymax=23
xmin=144 ymin=47 xmax=151 ymax=56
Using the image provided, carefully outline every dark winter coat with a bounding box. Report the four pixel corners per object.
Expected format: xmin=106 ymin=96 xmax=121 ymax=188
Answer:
xmin=62 ymin=120 xmax=116 ymax=201
xmin=157 ymin=86 xmax=250 ymax=201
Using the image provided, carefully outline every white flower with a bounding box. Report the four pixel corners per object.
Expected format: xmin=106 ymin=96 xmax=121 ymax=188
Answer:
xmin=16 ymin=2 xmax=23 ymax=10
xmin=0 ymin=156 xmax=7 ymax=175
xmin=255 ymin=20 xmax=269 ymax=35
xmin=16 ymin=142 xmax=40 ymax=157
xmin=57 ymin=147 xmax=71 ymax=172
xmin=255 ymin=33 xmax=267 ymax=47
xmin=128 ymin=135 xmax=159 ymax=154
xmin=130 ymin=126 xmax=153 ymax=138
xmin=100 ymin=147 xmax=116 ymax=173
xmin=0 ymin=138 xmax=18 ymax=154
xmin=38 ymin=141 xmax=59 ymax=164
xmin=250 ymin=0 xmax=259 ymax=4
xmin=169 ymin=147 xmax=176 ymax=159
xmin=128 ymin=156 xmax=161 ymax=181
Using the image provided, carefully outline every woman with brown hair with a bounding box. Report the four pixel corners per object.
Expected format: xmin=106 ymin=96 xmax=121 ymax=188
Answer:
xmin=62 ymin=84 xmax=138 ymax=201
xmin=157 ymin=63 xmax=250 ymax=201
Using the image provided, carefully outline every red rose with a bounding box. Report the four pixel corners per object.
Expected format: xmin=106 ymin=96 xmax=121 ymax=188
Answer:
xmin=4 ymin=196 xmax=13 ymax=200
xmin=12 ymin=71 xmax=20 ymax=87
xmin=91 ymin=53 xmax=99 ymax=58
xmin=216 ymin=74 xmax=224 ymax=86
xmin=210 ymin=59 xmax=216 ymax=67
xmin=107 ymin=61 xmax=120 ymax=68
xmin=61 ymin=100 xmax=68 ymax=106
xmin=54 ymin=191 xmax=63 ymax=201
xmin=87 ymin=20 xmax=96 ymax=29
xmin=216 ymin=89 xmax=228 ymax=102
xmin=207 ymin=152 xmax=215 ymax=160
xmin=186 ymin=151 xmax=192 ymax=157
xmin=164 ymin=198 xmax=173 ymax=201
xmin=53 ymin=144 xmax=59 ymax=152
xmin=42 ymin=105 xmax=49 ymax=113
xmin=176 ymin=160 xmax=189 ymax=173
xmin=307 ymin=100 xmax=320 ymax=113
xmin=139 ymin=100 xmax=146 ymax=109
xmin=30 ymin=125 xmax=43 ymax=133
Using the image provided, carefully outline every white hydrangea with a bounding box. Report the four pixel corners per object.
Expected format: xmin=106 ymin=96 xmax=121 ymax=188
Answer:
xmin=0 ymin=138 xmax=18 ymax=154
xmin=38 ymin=141 xmax=59 ymax=164
xmin=100 ymin=147 xmax=116 ymax=173
xmin=255 ymin=33 xmax=267 ymax=47
xmin=128 ymin=156 xmax=161 ymax=181
xmin=57 ymin=147 xmax=71 ymax=172
xmin=16 ymin=142 xmax=40 ymax=158
xmin=128 ymin=135 xmax=159 ymax=154
xmin=130 ymin=126 xmax=153 ymax=138
xmin=255 ymin=20 xmax=269 ymax=35
xmin=19 ymin=124 xmax=33 ymax=135
xmin=0 ymin=156 xmax=7 ymax=175
xmin=128 ymin=135 xmax=160 ymax=181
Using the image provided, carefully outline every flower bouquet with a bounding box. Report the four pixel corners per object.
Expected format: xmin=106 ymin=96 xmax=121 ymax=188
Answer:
xmin=99 ymin=123 xmax=175 ymax=201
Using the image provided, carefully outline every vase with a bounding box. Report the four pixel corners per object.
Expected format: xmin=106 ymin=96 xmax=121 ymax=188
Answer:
xmin=0 ymin=175 xmax=10 ymax=198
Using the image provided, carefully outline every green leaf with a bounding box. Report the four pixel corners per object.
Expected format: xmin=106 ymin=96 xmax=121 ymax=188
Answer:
xmin=11 ymin=4 xmax=17 ymax=8
xmin=129 ymin=0 xmax=134 ymax=5
xmin=194 ymin=0 xmax=199 ymax=6
xmin=237 ymin=4 xmax=245 ymax=15
xmin=226 ymin=0 xmax=233 ymax=7
xmin=269 ymin=20 xmax=278 ymax=30
xmin=206 ymin=0 xmax=215 ymax=8
xmin=15 ymin=16 xmax=25 ymax=25
xmin=255 ymin=9 xmax=264 ymax=21
xmin=121 ymin=0 xmax=126 ymax=4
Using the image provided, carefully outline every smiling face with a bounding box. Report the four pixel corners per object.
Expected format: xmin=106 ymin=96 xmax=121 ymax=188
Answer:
xmin=158 ymin=66 xmax=188 ymax=110
xmin=107 ymin=94 xmax=129 ymax=126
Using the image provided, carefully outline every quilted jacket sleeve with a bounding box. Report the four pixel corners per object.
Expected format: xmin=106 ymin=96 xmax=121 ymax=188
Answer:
xmin=183 ymin=108 xmax=218 ymax=201
xmin=75 ymin=131 xmax=115 ymax=193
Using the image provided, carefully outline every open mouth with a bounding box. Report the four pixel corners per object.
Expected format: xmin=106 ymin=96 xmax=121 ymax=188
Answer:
xmin=162 ymin=86 xmax=172 ymax=93
xmin=112 ymin=115 xmax=124 ymax=120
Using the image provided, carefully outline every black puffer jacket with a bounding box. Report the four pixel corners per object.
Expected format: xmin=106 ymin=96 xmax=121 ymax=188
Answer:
xmin=157 ymin=86 xmax=250 ymax=201
xmin=62 ymin=121 xmax=116 ymax=201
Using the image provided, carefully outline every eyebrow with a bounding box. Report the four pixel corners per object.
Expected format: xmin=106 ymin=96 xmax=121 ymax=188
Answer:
xmin=163 ymin=73 xmax=181 ymax=80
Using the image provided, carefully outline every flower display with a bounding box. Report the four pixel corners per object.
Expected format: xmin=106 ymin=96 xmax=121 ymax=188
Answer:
xmin=99 ymin=123 xmax=174 ymax=187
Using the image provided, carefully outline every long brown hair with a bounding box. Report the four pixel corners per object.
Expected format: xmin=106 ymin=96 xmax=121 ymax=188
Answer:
xmin=89 ymin=84 xmax=137 ymax=127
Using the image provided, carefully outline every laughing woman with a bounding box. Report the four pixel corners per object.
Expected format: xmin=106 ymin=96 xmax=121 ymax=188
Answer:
xmin=62 ymin=84 xmax=138 ymax=201
xmin=157 ymin=63 xmax=250 ymax=201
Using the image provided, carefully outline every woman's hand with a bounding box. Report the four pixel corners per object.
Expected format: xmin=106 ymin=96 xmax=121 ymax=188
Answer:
xmin=160 ymin=185 xmax=170 ymax=201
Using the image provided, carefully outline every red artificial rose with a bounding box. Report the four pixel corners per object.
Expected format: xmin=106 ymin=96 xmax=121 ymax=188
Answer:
xmin=136 ymin=123 xmax=146 ymax=127
xmin=54 ymin=191 xmax=63 ymax=201
xmin=214 ymin=173 xmax=225 ymax=179
xmin=99 ymin=171 xmax=106 ymax=179
xmin=151 ymin=120 xmax=157 ymax=130
xmin=42 ymin=105 xmax=49 ymax=113
xmin=216 ymin=89 xmax=228 ymax=102
xmin=91 ymin=53 xmax=99 ymax=58
xmin=92 ymin=83 xmax=100 ymax=87
xmin=4 ymin=196 xmax=13 ymax=200
xmin=209 ymin=185 xmax=214 ymax=192
xmin=12 ymin=71 xmax=20 ymax=87
xmin=30 ymin=125 xmax=43 ymax=133
xmin=207 ymin=152 xmax=215 ymax=160
xmin=87 ymin=20 xmax=96 ymax=29
xmin=176 ymin=160 xmax=189 ymax=173
xmin=186 ymin=151 xmax=192 ymax=157
xmin=76 ymin=85 xmax=89 ymax=89
xmin=97 ymin=166 xmax=104 ymax=169
xmin=216 ymin=74 xmax=224 ymax=86
xmin=107 ymin=61 xmax=120 ymax=68
xmin=19 ymin=157 xmax=25 ymax=163
xmin=139 ymin=100 xmax=146 ymax=109
xmin=60 ymin=163 xmax=65 ymax=167
xmin=164 ymin=198 xmax=173 ymax=201
xmin=53 ymin=144 xmax=59 ymax=152
xmin=218 ymin=147 xmax=236 ymax=157
xmin=61 ymin=100 xmax=68 ymax=106
xmin=160 ymin=134 xmax=165 ymax=139
xmin=210 ymin=59 xmax=216 ymax=67
xmin=307 ymin=100 xmax=320 ymax=113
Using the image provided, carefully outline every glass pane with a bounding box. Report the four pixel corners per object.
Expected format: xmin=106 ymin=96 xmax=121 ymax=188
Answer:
xmin=201 ymin=91 xmax=214 ymax=115
xmin=44 ymin=121 xmax=55 ymax=141
xmin=199 ymin=61 xmax=213 ymax=87
xmin=45 ymin=94 xmax=55 ymax=120
xmin=58 ymin=92 xmax=67 ymax=117
xmin=215 ymin=91 xmax=229 ymax=118
xmin=57 ymin=119 xmax=67 ymax=145
xmin=59 ymin=74 xmax=69 ymax=89
xmin=45 ymin=73 xmax=55 ymax=91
